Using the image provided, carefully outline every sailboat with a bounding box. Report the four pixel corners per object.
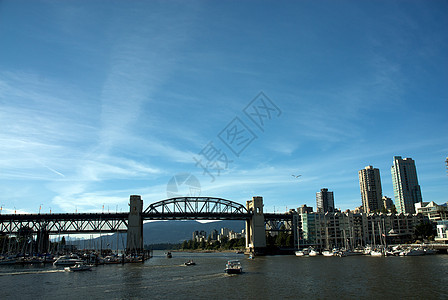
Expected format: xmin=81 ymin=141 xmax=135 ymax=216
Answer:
xmin=370 ymin=220 xmax=384 ymax=257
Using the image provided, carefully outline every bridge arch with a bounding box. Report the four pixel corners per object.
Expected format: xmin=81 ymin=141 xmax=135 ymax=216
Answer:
xmin=143 ymin=197 xmax=250 ymax=220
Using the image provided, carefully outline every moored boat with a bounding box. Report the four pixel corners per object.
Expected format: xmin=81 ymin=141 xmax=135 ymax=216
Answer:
xmin=399 ymin=248 xmax=425 ymax=256
xmin=308 ymin=249 xmax=319 ymax=256
xmin=295 ymin=248 xmax=309 ymax=256
xmin=370 ymin=249 xmax=384 ymax=257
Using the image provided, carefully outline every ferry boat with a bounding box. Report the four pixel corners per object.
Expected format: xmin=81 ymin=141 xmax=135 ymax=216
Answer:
xmin=225 ymin=260 xmax=242 ymax=274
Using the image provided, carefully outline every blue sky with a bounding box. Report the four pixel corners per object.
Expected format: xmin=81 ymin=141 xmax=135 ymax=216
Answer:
xmin=0 ymin=0 xmax=447 ymax=215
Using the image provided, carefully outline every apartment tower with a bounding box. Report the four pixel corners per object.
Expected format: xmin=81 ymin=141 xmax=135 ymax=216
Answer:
xmin=316 ymin=188 xmax=334 ymax=213
xmin=358 ymin=166 xmax=383 ymax=213
xmin=391 ymin=156 xmax=423 ymax=214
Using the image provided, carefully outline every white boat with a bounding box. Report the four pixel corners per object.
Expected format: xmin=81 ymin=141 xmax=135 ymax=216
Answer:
xmin=400 ymin=248 xmax=425 ymax=256
xmin=225 ymin=260 xmax=242 ymax=274
xmin=322 ymin=250 xmax=334 ymax=257
xmin=370 ymin=250 xmax=384 ymax=257
xmin=53 ymin=254 xmax=83 ymax=266
xmin=308 ymin=249 xmax=319 ymax=256
xmin=65 ymin=263 xmax=92 ymax=272
xmin=363 ymin=246 xmax=372 ymax=255
xmin=295 ymin=248 xmax=309 ymax=256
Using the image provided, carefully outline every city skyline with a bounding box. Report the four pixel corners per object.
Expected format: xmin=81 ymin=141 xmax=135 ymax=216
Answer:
xmin=0 ymin=1 xmax=447 ymax=215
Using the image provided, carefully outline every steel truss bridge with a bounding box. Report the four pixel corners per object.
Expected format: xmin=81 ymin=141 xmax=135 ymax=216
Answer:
xmin=0 ymin=197 xmax=293 ymax=235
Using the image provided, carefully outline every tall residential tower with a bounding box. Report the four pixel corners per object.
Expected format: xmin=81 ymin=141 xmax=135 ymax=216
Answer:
xmin=316 ymin=188 xmax=334 ymax=213
xmin=359 ymin=165 xmax=383 ymax=213
xmin=391 ymin=156 xmax=423 ymax=214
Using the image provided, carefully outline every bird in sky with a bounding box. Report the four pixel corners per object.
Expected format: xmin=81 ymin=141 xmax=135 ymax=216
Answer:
xmin=291 ymin=174 xmax=301 ymax=178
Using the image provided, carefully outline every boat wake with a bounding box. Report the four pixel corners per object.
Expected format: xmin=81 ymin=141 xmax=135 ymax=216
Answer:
xmin=0 ymin=269 xmax=66 ymax=276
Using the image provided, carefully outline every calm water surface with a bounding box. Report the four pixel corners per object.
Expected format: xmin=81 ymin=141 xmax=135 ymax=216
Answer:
xmin=1 ymin=251 xmax=447 ymax=299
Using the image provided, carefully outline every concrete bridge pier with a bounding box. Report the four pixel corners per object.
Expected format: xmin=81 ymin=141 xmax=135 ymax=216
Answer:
xmin=127 ymin=195 xmax=143 ymax=253
xmin=246 ymin=196 xmax=266 ymax=255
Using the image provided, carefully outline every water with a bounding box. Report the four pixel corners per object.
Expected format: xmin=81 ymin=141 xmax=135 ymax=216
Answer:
xmin=1 ymin=251 xmax=447 ymax=299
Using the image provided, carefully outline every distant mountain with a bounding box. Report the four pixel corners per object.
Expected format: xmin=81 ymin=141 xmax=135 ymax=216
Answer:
xmin=70 ymin=220 xmax=245 ymax=249
xmin=143 ymin=220 xmax=244 ymax=244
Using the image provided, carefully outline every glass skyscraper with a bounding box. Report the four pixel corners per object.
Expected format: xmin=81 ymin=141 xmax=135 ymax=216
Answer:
xmin=391 ymin=156 xmax=423 ymax=214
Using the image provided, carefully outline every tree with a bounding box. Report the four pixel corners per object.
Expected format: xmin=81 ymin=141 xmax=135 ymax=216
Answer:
xmin=415 ymin=222 xmax=435 ymax=240
xmin=181 ymin=240 xmax=188 ymax=250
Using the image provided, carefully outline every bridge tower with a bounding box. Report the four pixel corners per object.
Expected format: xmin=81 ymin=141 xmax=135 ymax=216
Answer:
xmin=127 ymin=195 xmax=143 ymax=253
xmin=246 ymin=196 xmax=266 ymax=255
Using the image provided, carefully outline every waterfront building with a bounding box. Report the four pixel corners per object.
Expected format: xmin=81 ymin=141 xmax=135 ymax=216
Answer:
xmin=435 ymin=220 xmax=448 ymax=243
xmin=316 ymin=188 xmax=334 ymax=213
xmin=391 ymin=156 xmax=423 ymax=214
xmin=382 ymin=196 xmax=394 ymax=211
xmin=359 ymin=166 xmax=383 ymax=213
xmin=415 ymin=201 xmax=448 ymax=222
xmin=298 ymin=211 xmax=425 ymax=249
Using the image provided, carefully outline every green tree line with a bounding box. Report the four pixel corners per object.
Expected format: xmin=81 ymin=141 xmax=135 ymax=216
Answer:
xmin=181 ymin=236 xmax=245 ymax=251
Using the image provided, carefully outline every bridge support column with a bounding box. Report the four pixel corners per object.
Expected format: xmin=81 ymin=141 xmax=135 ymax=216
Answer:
xmin=127 ymin=195 xmax=143 ymax=253
xmin=246 ymin=196 xmax=266 ymax=255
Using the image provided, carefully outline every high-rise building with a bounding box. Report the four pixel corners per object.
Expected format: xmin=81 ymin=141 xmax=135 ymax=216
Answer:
xmin=382 ymin=196 xmax=394 ymax=211
xmin=358 ymin=166 xmax=383 ymax=213
xmin=316 ymin=188 xmax=334 ymax=213
xmin=391 ymin=156 xmax=423 ymax=214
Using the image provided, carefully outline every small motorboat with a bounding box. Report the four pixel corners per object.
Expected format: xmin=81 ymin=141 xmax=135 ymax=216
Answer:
xmin=65 ymin=263 xmax=92 ymax=272
xmin=225 ymin=260 xmax=242 ymax=274
xmin=184 ymin=260 xmax=196 ymax=266
xmin=54 ymin=254 xmax=83 ymax=266
xmin=295 ymin=248 xmax=309 ymax=256
xmin=166 ymin=252 xmax=172 ymax=258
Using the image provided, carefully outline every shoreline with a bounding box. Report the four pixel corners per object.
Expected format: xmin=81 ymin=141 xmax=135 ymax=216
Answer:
xmin=172 ymin=249 xmax=245 ymax=253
